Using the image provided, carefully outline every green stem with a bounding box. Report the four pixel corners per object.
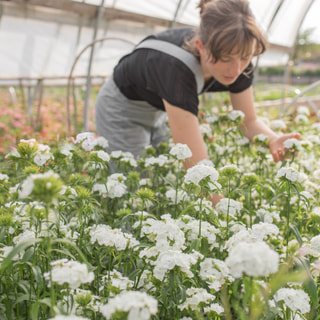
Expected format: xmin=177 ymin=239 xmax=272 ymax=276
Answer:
xmin=286 ymin=183 xmax=291 ymax=256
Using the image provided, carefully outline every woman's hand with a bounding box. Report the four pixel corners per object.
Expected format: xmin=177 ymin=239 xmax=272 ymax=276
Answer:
xmin=269 ymin=133 xmax=301 ymax=162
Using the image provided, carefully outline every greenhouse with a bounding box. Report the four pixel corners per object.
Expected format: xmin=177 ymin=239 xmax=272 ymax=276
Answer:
xmin=0 ymin=0 xmax=320 ymax=319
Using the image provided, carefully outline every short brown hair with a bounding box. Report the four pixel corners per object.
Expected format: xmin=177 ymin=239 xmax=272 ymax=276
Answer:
xmin=185 ymin=0 xmax=268 ymax=62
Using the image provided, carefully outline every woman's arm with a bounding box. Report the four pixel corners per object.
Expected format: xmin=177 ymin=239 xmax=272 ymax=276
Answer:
xmin=230 ymin=86 xmax=301 ymax=162
xmin=163 ymin=99 xmax=209 ymax=169
xmin=163 ymin=98 xmax=223 ymax=206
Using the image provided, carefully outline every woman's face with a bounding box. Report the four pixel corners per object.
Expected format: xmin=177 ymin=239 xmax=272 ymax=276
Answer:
xmin=196 ymin=39 xmax=252 ymax=85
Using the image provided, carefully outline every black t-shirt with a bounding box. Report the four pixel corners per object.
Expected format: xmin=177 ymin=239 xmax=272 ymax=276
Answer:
xmin=113 ymin=27 xmax=254 ymax=116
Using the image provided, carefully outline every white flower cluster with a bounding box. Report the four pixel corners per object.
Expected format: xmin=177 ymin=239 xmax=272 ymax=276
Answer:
xmin=89 ymin=224 xmax=139 ymax=251
xmin=49 ymin=315 xmax=90 ymax=320
xmin=199 ymin=123 xmax=212 ymax=137
xmin=137 ymin=214 xmax=185 ymax=251
xmin=228 ymin=110 xmax=245 ymax=121
xmin=256 ymin=205 xmax=280 ymax=223
xmin=150 ymin=249 xmax=198 ymax=281
xmin=73 ymin=132 xmax=109 ymax=151
xmin=276 ymin=166 xmax=299 ymax=182
xmin=270 ymin=119 xmax=287 ymax=130
xmin=101 ymin=270 xmax=134 ymax=292
xmin=184 ymin=164 xmax=219 ymax=190
xmin=100 ymin=290 xmax=158 ymax=320
xmin=215 ymin=198 xmax=243 ymax=218
xmin=283 ymin=138 xmax=302 ymax=151
xmin=92 ymin=173 xmax=127 ymax=198
xmin=178 ymin=287 xmax=215 ymax=311
xmin=200 ymin=258 xmax=232 ymax=291
xmin=0 ymin=173 xmax=9 ymax=182
xmin=169 ymin=143 xmax=192 ymax=160
xmin=225 ymin=222 xmax=279 ymax=251
xmin=165 ymin=188 xmax=190 ymax=204
xmin=91 ymin=150 xmax=110 ymax=162
xmin=33 ymin=150 xmax=54 ymax=166
xmin=255 ymin=133 xmax=268 ymax=143
xmin=178 ymin=215 xmax=219 ymax=249
xmin=144 ymin=155 xmax=169 ymax=167
xmin=274 ymin=288 xmax=310 ymax=314
xmin=44 ymin=259 xmax=94 ymax=289
xmin=225 ymin=241 xmax=279 ymax=278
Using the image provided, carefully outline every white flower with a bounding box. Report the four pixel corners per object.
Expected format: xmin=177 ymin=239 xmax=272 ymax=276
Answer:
xmin=184 ymin=164 xmax=219 ymax=188
xmin=251 ymin=222 xmax=279 ymax=241
xmin=225 ymin=223 xmax=279 ymax=251
xmin=216 ymin=198 xmax=243 ymax=217
xmin=257 ymin=206 xmax=280 ymax=223
xmin=310 ymin=235 xmax=320 ymax=256
xmin=295 ymin=114 xmax=309 ymax=124
xmin=178 ymin=215 xmax=219 ymax=249
xmin=49 ymin=315 xmax=90 ymax=320
xmin=178 ymin=287 xmax=215 ymax=311
xmin=197 ymin=159 xmax=215 ymax=167
xmin=237 ymin=136 xmax=250 ymax=145
xmin=144 ymin=155 xmax=169 ymax=167
xmin=0 ymin=173 xmax=9 ymax=182
xmin=199 ymin=123 xmax=212 ymax=137
xmin=225 ymin=241 xmax=279 ymax=278
xmin=283 ymin=138 xmax=302 ymax=151
xmin=169 ymin=143 xmax=192 ymax=160
xmin=100 ymin=291 xmax=158 ymax=320
xmin=73 ymin=132 xmax=95 ymax=144
xmin=270 ymin=119 xmax=287 ymax=130
xmin=228 ymin=110 xmax=244 ymax=121
xmin=276 ymin=167 xmax=299 ymax=182
xmin=13 ymin=230 xmax=36 ymax=245
xmin=151 ymin=249 xmax=197 ymax=281
xmin=5 ymin=149 xmax=21 ymax=159
xmin=60 ymin=144 xmax=75 ymax=159
xmin=92 ymin=183 xmax=107 ymax=197
xmin=90 ymin=224 xmax=139 ymax=250
xmin=106 ymin=179 xmax=127 ymax=198
xmin=204 ymin=303 xmax=224 ymax=314
xmin=18 ymin=177 xmax=35 ymax=198
xmin=274 ymin=288 xmax=310 ymax=314
xmin=207 ymin=114 xmax=218 ymax=123
xmin=102 ymin=270 xmax=134 ymax=291
xmin=93 ymin=136 xmax=109 ymax=149
xmin=92 ymin=150 xmax=110 ymax=161
xmin=258 ymin=117 xmax=270 ymax=126
xmin=200 ymin=258 xmax=232 ymax=291
xmin=255 ymin=133 xmax=268 ymax=142
xmin=297 ymin=106 xmax=310 ymax=116
xmin=93 ymin=176 xmax=127 ymax=198
xmin=194 ymin=198 xmax=215 ymax=215
xmin=33 ymin=152 xmax=53 ymax=166
xmin=137 ymin=215 xmax=185 ymax=251
xmin=73 ymin=132 xmax=108 ymax=151
xmin=311 ymin=122 xmax=320 ymax=131
xmin=165 ymin=188 xmax=190 ymax=204
xmin=44 ymin=259 xmax=94 ymax=289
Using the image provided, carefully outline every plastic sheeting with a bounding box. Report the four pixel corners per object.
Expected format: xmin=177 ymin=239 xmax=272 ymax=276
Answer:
xmin=0 ymin=0 xmax=318 ymax=84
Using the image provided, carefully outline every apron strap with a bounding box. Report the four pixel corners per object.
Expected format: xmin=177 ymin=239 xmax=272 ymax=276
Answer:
xmin=134 ymin=39 xmax=204 ymax=94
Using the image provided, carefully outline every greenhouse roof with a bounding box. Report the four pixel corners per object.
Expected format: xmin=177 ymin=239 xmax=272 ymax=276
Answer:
xmin=0 ymin=0 xmax=319 ymax=85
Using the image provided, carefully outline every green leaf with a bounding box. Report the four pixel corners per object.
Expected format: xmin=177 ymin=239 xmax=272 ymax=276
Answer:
xmin=290 ymin=224 xmax=303 ymax=246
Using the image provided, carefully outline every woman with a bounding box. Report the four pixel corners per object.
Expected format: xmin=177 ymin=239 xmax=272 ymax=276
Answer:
xmin=95 ymin=0 xmax=300 ymax=169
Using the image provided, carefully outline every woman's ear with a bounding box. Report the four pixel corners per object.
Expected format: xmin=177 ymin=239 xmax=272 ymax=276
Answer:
xmin=195 ymin=38 xmax=204 ymax=56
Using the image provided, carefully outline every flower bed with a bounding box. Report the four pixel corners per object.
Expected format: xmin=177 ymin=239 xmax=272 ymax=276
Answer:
xmin=0 ymin=105 xmax=320 ymax=320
